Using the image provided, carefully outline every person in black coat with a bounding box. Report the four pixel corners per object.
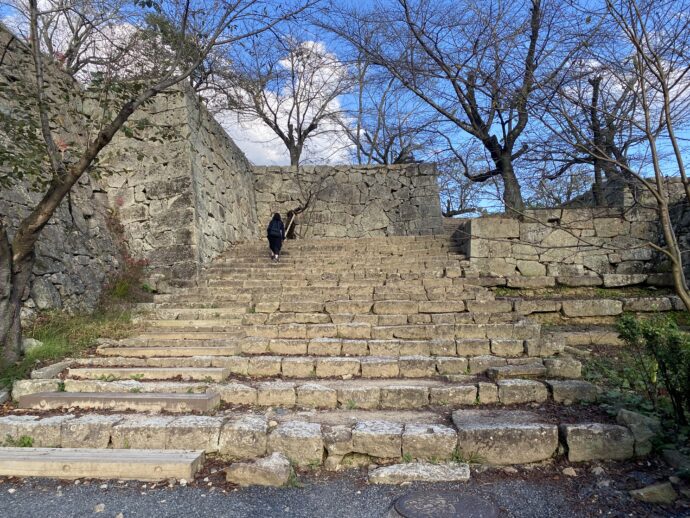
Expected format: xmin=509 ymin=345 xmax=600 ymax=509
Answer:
xmin=266 ymin=213 xmax=285 ymax=261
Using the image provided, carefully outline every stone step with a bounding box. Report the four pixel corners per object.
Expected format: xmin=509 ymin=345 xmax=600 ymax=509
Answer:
xmin=98 ymin=336 xmax=541 ymax=358
xmin=225 ymin=246 xmax=463 ymax=254
xmin=0 ymin=411 xmax=633 ymax=468
xmin=153 ymin=291 xmax=492 ymax=306
xmin=137 ymin=312 xmax=524 ymax=330
xmin=204 ymin=263 xmax=462 ymax=281
xmin=150 ymin=307 xmax=250 ymax=319
xmin=122 ymin=321 xmax=542 ymax=344
xmin=0 ymin=448 xmax=205 ymax=481
xmin=209 ymin=256 xmax=468 ymax=265
xmin=19 ymin=376 xmax=593 ymax=410
xmin=132 ymin=321 xmax=538 ymax=342
xmin=152 ymin=285 xmax=495 ymax=303
xmin=549 ymin=326 xmax=623 ymax=347
xmin=80 ymin=354 xmax=570 ymax=379
xmin=18 ymin=391 xmax=221 ymax=412
xmin=66 ymin=367 xmax=230 ymax=382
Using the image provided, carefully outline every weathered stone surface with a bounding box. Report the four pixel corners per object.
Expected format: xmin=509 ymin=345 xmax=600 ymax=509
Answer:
xmin=435 ymin=357 xmax=468 ymax=375
xmin=296 ymin=383 xmax=337 ymax=408
xmin=490 ymin=339 xmax=525 ymax=357
xmin=282 ymin=357 xmax=315 ymax=378
xmin=477 ymin=382 xmax=499 ymax=404
xmin=456 ymin=339 xmax=491 ymax=356
xmin=361 ymin=358 xmax=399 ymax=378
xmin=470 ymin=217 xmax=520 ymax=239
xmin=402 ymin=424 xmax=457 ymax=460
xmin=167 ymin=415 xmax=223 ymax=453
xmin=111 ymin=416 xmax=174 ymax=449
xmin=316 ymin=358 xmax=360 ymax=377
xmin=368 ymin=462 xmax=470 ymax=484
xmin=352 ymin=421 xmax=403 ymax=458
xmin=622 ymin=297 xmax=673 ymax=312
xmin=561 ymin=300 xmax=623 ymax=317
xmin=337 ymin=387 xmax=380 ymax=409
xmin=453 ymin=410 xmax=558 ymax=465
xmin=516 ymin=260 xmax=547 ymax=277
xmin=487 ymin=363 xmax=547 ymax=381
xmin=430 ymin=385 xmax=477 ymax=406
xmin=255 ymin=165 xmax=443 ymax=239
xmin=546 ymin=380 xmax=598 ymax=404
xmin=497 ymin=379 xmax=548 ymax=404
xmin=30 ymin=360 xmax=71 ymax=380
xmin=616 ymin=409 xmax=661 ymax=457
xmin=507 ymin=276 xmax=555 ymax=289
xmin=0 ymin=415 xmax=74 ymax=448
xmin=323 ymin=425 xmax=353 ymax=456
xmin=257 ymin=382 xmax=296 ymax=407
xmin=61 ymin=415 xmax=122 ymax=449
xmin=248 ymin=356 xmax=282 ymax=377
xmin=630 ymin=482 xmax=678 ymax=504
xmin=603 ymin=274 xmax=647 ymax=287
xmin=267 ymin=421 xmax=323 ymax=466
xmin=380 ymin=386 xmax=429 ymax=409
xmin=560 ymin=423 xmax=634 ymax=462
xmin=468 ymin=356 xmax=507 ymax=374
xmin=543 ymin=357 xmax=582 ymax=379
xmin=12 ymin=380 xmax=60 ymax=400
xmin=308 ymin=338 xmax=342 ymax=356
xmin=218 ymin=416 xmax=268 ymax=460
xmin=226 ymin=452 xmax=291 ymax=487
xmin=398 ymin=356 xmax=436 ymax=377
xmin=215 ymin=383 xmax=257 ymax=405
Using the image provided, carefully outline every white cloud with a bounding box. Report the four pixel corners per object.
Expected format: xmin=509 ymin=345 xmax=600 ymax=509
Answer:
xmin=210 ymin=38 xmax=355 ymax=165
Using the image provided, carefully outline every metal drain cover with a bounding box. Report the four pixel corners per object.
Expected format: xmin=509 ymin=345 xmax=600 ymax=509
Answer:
xmin=393 ymin=491 xmax=499 ymax=518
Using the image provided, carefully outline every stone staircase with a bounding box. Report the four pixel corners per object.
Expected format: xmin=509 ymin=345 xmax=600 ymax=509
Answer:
xmin=2 ymin=234 xmax=646 ymax=484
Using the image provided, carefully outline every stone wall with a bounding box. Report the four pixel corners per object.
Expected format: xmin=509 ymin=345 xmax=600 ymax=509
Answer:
xmin=0 ymin=25 xmax=121 ymax=313
xmin=185 ymin=93 xmax=259 ymax=265
xmin=456 ymin=207 xmax=663 ymax=287
xmin=0 ymin=180 xmax=121 ymax=314
xmin=253 ymin=164 xmax=444 ymax=238
xmin=99 ymin=88 xmax=259 ymax=286
xmin=670 ymin=201 xmax=690 ymax=282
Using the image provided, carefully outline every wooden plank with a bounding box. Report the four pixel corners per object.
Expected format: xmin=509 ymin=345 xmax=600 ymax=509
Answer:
xmin=0 ymin=448 xmax=204 ymax=481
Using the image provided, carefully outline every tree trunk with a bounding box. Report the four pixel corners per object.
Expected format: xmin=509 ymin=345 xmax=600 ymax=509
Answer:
xmin=593 ymin=161 xmax=604 ymax=206
xmin=499 ymin=155 xmax=525 ymax=214
xmin=289 ymin=146 xmax=300 ymax=167
xmin=657 ymin=201 xmax=690 ymax=313
xmin=0 ymin=222 xmax=34 ymax=365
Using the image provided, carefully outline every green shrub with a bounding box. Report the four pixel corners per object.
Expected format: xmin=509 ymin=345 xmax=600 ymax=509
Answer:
xmin=618 ymin=314 xmax=690 ymax=425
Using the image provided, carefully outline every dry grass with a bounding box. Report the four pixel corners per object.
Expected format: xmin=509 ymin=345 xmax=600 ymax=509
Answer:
xmin=0 ymin=306 xmax=138 ymax=389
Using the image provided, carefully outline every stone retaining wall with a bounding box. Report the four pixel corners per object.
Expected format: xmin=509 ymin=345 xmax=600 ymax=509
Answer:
xmin=0 ymin=25 xmax=121 ymax=313
xmin=253 ymin=164 xmax=444 ymax=238
xmin=99 ymin=88 xmax=259 ymax=287
xmin=457 ymin=207 xmax=662 ymax=287
xmin=0 ymin=179 xmax=121 ymax=314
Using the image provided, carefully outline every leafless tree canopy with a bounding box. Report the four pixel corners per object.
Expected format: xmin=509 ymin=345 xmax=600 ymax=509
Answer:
xmin=0 ymin=0 xmax=315 ymax=362
xmin=206 ymin=29 xmax=354 ymax=166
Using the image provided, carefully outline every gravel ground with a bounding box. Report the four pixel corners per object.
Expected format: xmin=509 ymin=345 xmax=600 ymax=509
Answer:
xmin=0 ymin=465 xmax=686 ymax=518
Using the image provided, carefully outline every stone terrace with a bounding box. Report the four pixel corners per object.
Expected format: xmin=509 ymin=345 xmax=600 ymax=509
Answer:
xmin=1 ymin=232 xmax=662 ymax=484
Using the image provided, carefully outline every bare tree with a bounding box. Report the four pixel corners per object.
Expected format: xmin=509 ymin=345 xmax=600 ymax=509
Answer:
xmin=3 ymin=0 xmax=131 ymax=78
xmin=212 ymin=30 xmax=353 ymax=166
xmin=542 ymin=0 xmax=690 ymax=310
xmin=343 ymin=60 xmax=436 ymax=165
xmin=327 ymin=0 xmax=586 ymax=213
xmin=534 ymin=64 xmax=641 ymax=206
xmin=0 ymin=0 xmax=314 ymax=363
